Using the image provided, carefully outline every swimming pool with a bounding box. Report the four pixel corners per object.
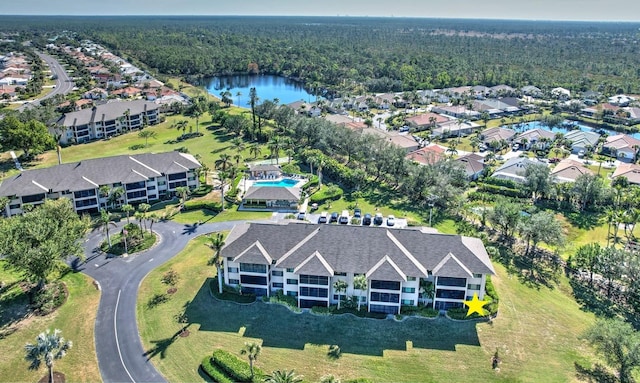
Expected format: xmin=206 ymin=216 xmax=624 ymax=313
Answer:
xmin=254 ymin=178 xmax=300 ymax=187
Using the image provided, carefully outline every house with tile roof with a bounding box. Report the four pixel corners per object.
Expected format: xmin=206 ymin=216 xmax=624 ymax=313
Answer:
xmin=406 ymin=145 xmax=446 ymax=165
xmin=54 ymin=99 xmax=159 ymax=144
xmin=405 ymin=112 xmax=450 ymax=130
xmin=513 ymin=128 xmax=555 ymax=150
xmin=221 ymin=222 xmax=495 ymax=313
xmin=550 ymin=159 xmax=593 ymax=183
xmin=612 ymin=163 xmax=640 ymax=185
xmin=0 ymin=151 xmax=200 ymax=217
xmin=492 ymin=157 xmax=542 ymax=183
xmin=603 ymin=134 xmax=640 ymax=163
xmin=564 ymin=130 xmax=600 ymax=154
xmin=455 ymin=153 xmax=485 ymax=180
xmin=479 ymin=127 xmax=516 ymax=145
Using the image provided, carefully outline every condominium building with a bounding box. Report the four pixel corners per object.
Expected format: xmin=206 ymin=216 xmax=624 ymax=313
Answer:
xmin=0 ymin=151 xmax=200 ymax=216
xmin=222 ymin=222 xmax=496 ymax=314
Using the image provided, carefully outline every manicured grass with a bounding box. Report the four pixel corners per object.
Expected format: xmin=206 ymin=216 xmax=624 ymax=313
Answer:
xmin=138 ymin=236 xmax=599 ymax=383
xmin=0 ymin=263 xmax=100 ymax=382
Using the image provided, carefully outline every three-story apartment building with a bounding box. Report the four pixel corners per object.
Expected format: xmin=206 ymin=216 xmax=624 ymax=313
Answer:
xmin=0 ymin=151 xmax=200 ymax=216
xmin=222 ymin=222 xmax=496 ymax=314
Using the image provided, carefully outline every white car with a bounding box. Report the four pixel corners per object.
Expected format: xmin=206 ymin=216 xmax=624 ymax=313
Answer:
xmin=386 ymin=215 xmax=395 ymax=226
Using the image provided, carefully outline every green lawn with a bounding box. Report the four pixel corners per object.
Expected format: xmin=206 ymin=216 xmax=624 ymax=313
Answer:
xmin=137 ymin=236 xmax=599 ymax=383
xmin=0 ymin=263 xmax=100 ymax=382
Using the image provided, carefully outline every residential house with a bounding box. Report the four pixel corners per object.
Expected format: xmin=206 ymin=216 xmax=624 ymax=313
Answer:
xmin=564 ymin=130 xmax=600 ymax=154
xmin=54 ymin=100 xmax=160 ymax=144
xmin=521 ymin=85 xmax=542 ymax=97
xmin=431 ymin=105 xmax=480 ymax=120
xmin=551 ymin=87 xmax=571 ymax=100
xmin=581 ymin=90 xmax=601 ymax=105
xmin=221 ymin=222 xmax=496 ymax=313
xmin=0 ymin=151 xmax=201 ymax=217
xmin=111 ymin=86 xmax=143 ymax=99
xmin=248 ymin=164 xmax=282 ymax=179
xmin=471 ymin=85 xmax=490 ymax=99
xmin=406 ymin=145 xmax=446 ymax=165
xmin=432 ymin=120 xmax=478 ymax=138
xmin=479 ymin=127 xmax=516 ymax=146
xmin=492 ymin=157 xmax=542 ymax=183
xmin=241 ymin=186 xmax=301 ymax=211
xmin=307 ymin=106 xmax=322 ymax=117
xmin=608 ymin=95 xmax=635 ymax=107
xmin=82 ymin=87 xmax=108 ymax=100
xmin=455 ymin=153 xmax=485 ymax=180
xmin=404 ymin=112 xmax=450 ymax=131
xmin=550 ymin=159 xmax=593 ymax=183
xmin=513 ymin=128 xmax=555 ymax=150
xmin=612 ymin=163 xmax=640 ymax=185
xmin=603 ymin=134 xmax=640 ymax=162
xmin=363 ymin=129 xmax=420 ymax=153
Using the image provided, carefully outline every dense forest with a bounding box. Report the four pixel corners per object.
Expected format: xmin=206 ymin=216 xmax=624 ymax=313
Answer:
xmin=1 ymin=16 xmax=640 ymax=95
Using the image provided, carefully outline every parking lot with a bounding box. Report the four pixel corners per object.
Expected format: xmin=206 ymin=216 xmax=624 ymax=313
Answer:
xmin=276 ymin=211 xmax=408 ymax=228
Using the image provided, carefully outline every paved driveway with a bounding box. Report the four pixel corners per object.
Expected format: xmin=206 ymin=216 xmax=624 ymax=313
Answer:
xmin=78 ymin=220 xmax=242 ymax=383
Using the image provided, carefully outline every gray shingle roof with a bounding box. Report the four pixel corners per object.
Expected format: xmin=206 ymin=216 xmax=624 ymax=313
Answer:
xmin=248 ymin=164 xmax=281 ymax=172
xmin=221 ymin=222 xmax=496 ymax=279
xmin=56 ymin=99 xmax=158 ymax=127
xmin=243 ymin=186 xmax=300 ymax=201
xmin=0 ymin=151 xmax=200 ymax=197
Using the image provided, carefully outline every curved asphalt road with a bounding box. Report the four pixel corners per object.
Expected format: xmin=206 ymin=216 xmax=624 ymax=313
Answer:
xmin=78 ymin=219 xmax=245 ymax=383
xmin=17 ymin=52 xmax=74 ymax=112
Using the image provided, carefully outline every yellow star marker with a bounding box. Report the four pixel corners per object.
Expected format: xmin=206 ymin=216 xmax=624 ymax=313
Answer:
xmin=464 ymin=292 xmax=489 ymax=317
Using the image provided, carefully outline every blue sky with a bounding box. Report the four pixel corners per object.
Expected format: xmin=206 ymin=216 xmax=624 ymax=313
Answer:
xmin=1 ymin=0 xmax=639 ymax=21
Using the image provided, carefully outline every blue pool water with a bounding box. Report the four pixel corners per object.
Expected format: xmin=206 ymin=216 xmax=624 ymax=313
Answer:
xmin=254 ymin=178 xmax=300 ymax=188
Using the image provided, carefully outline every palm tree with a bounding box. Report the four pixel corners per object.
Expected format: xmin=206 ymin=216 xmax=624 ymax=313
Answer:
xmin=249 ymin=143 xmax=262 ymax=159
xmin=230 ymin=137 xmax=245 ymax=153
xmin=99 ymin=210 xmax=117 ymax=248
xmin=148 ymin=213 xmax=159 ymax=234
xmin=107 ymin=186 xmax=125 ymax=209
xmin=235 ymin=91 xmax=242 ymax=106
xmin=218 ymin=170 xmax=230 ymax=211
xmin=174 ymin=119 xmax=188 ymax=136
xmin=206 ymin=233 xmax=226 ymax=294
xmin=264 ymin=370 xmax=303 ymax=383
xmin=333 ymin=279 xmax=348 ymax=310
xmin=446 ymin=142 xmax=458 ymax=158
xmin=268 ymin=136 xmax=282 ymax=164
xmin=240 ymin=341 xmax=261 ymax=379
xmin=215 ymin=153 xmax=233 ymax=171
xmin=138 ymin=203 xmax=151 ymax=231
xmin=121 ymin=204 xmax=135 ymax=224
xmin=25 ymin=329 xmax=72 ymax=383
xmin=138 ymin=130 xmax=157 ymax=147
xmin=353 ymin=274 xmax=367 ymax=311
xmin=175 ymin=186 xmax=191 ymax=209
xmin=419 ymin=279 xmax=435 ymax=308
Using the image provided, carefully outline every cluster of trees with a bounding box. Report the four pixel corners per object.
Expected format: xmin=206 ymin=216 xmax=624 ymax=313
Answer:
xmin=2 ymin=17 xmax=640 ymax=95
xmin=0 ymin=115 xmax=56 ymax=158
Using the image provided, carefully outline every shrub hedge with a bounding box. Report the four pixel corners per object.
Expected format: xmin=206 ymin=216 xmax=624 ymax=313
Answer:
xmin=183 ymin=200 xmax=221 ymax=212
xmin=212 ymin=349 xmax=264 ymax=383
xmin=200 ymin=356 xmax=234 ymax=383
xmin=477 ymin=183 xmax=526 ymax=198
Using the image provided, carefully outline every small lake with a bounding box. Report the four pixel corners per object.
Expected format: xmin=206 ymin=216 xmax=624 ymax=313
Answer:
xmin=202 ymin=74 xmax=317 ymax=106
xmin=503 ymin=120 xmax=640 ymax=139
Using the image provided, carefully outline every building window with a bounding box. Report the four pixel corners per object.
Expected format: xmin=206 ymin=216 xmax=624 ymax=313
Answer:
xmin=401 ymin=299 xmax=415 ymax=305
xmin=22 ymin=194 xmax=45 ymax=203
xmin=435 ymin=289 xmax=466 ymax=300
xmin=299 ymin=287 xmax=328 ymax=298
xmin=401 ymin=287 xmax=415 ymax=293
xmin=240 ymin=275 xmax=267 ymax=286
xmin=74 ymin=189 xmax=96 ymax=199
xmin=157 ymin=180 xmax=166 ymax=186
xmin=370 ymin=304 xmax=399 ymax=314
xmin=334 ymin=272 xmax=347 ymax=276
xmin=406 ymin=276 xmax=416 ymax=281
xmin=147 ymin=185 xmax=156 ymax=191
xmin=272 ymin=270 xmax=283 ymax=277
xmin=299 ymin=275 xmax=329 ymax=285
xmin=127 ymin=190 xmax=147 ymax=199
xmin=227 ymin=257 xmax=233 ymax=261
xmin=229 ymin=279 xmax=240 ymax=285
xmin=472 ymin=273 xmax=483 ymax=279
xmin=75 ymin=198 xmax=97 ymax=208
xmin=286 ymin=279 xmax=298 ymax=285
xmin=286 ymin=291 xmax=298 ymax=297
xmin=371 ymin=280 xmax=401 ymax=290
xmin=370 ymin=292 xmax=400 ymax=303
xmin=286 ymin=268 xmax=294 ymax=273
xmin=272 ymin=282 xmax=284 ymax=288
xmin=239 ymin=263 xmax=267 ymax=273
xmin=467 ymin=284 xmax=481 ymax=290
xmin=168 ymin=172 xmax=186 ymax=181
xmin=228 ymin=267 xmax=239 ymax=274
xmin=437 ymin=277 xmax=467 ymax=287
xmin=9 ymin=204 xmax=20 ymax=209
xmin=125 ymin=181 xmax=146 ymax=190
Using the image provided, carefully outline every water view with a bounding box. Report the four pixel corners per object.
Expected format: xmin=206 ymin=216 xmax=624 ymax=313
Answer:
xmin=203 ymin=74 xmax=317 ymax=106
xmin=502 ymin=120 xmax=640 ymax=139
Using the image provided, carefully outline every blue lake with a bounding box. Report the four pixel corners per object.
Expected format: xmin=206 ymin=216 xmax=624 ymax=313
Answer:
xmin=503 ymin=120 xmax=640 ymax=139
xmin=203 ymin=74 xmax=317 ymax=106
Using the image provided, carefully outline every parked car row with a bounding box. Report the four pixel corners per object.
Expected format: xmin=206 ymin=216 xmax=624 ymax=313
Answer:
xmin=315 ymin=210 xmax=396 ymax=226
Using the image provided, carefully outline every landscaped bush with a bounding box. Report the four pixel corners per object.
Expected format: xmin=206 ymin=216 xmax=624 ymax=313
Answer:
xmin=32 ymin=281 xmax=67 ymax=315
xmin=483 ymin=177 xmax=520 ymax=189
xmin=309 ymin=184 xmax=344 ymax=204
xmin=129 ymin=143 xmax=145 ymax=150
xmin=484 ymin=276 xmax=499 ymax=316
xmin=200 ymin=356 xmax=234 ymax=383
xmin=447 ymin=307 xmax=484 ymax=320
xmin=400 ymin=305 xmax=439 ymax=318
xmin=310 ymin=305 xmax=388 ymax=319
xmin=301 ymin=175 xmax=319 ymax=191
xmin=477 ymin=183 xmax=526 ymax=198
xmin=212 ymin=349 xmax=264 ymax=383
xmin=209 ymin=277 xmax=256 ymax=303
xmin=146 ymin=293 xmax=170 ymax=308
xmin=264 ymin=290 xmax=300 ymax=311
xmin=183 ymin=200 xmax=221 ymax=212
xmin=191 ymin=184 xmax=213 ymax=196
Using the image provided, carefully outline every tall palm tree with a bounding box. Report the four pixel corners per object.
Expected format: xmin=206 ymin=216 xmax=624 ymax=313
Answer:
xmin=333 ymin=280 xmax=348 ymax=310
xmin=353 ymin=274 xmax=367 ymax=311
xmin=99 ymin=210 xmax=117 ymax=248
xmin=230 ymin=137 xmax=245 ymax=153
xmin=138 ymin=203 xmax=151 ymax=231
xmin=206 ymin=233 xmax=226 ymax=294
xmin=25 ymin=329 xmax=72 ymax=383
xmin=268 ymin=136 xmax=282 ymax=164
xmin=240 ymin=342 xmax=262 ymax=379
xmin=138 ymin=130 xmax=157 ymax=147
xmin=235 ymin=91 xmax=242 ymax=106
xmin=107 ymin=186 xmax=125 ymax=209
xmin=249 ymin=143 xmax=262 ymax=159
xmin=175 ymin=186 xmax=191 ymax=209
xmin=215 ymin=153 xmax=233 ymax=171
xmin=264 ymin=370 xmax=303 ymax=383
xmin=121 ymin=204 xmax=135 ymax=224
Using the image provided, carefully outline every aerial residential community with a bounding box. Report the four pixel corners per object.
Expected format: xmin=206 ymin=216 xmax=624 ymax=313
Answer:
xmin=1 ymin=3 xmax=640 ymax=383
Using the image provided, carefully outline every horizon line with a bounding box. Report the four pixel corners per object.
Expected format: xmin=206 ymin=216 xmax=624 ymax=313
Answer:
xmin=0 ymin=14 xmax=639 ymax=23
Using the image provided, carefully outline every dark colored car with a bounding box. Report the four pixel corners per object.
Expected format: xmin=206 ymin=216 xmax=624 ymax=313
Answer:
xmin=330 ymin=212 xmax=339 ymax=223
xmin=373 ymin=213 xmax=383 ymax=225
xmin=354 ymin=208 xmax=362 ymax=218
xmin=362 ymin=213 xmax=372 ymax=226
